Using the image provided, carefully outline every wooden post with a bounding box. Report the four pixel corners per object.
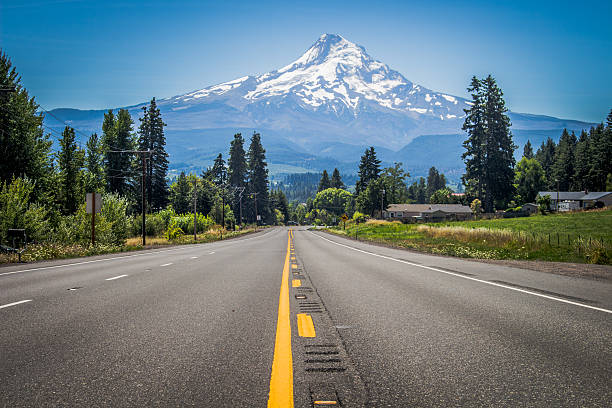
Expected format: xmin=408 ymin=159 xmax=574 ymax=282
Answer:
xmin=91 ymin=192 xmax=96 ymax=246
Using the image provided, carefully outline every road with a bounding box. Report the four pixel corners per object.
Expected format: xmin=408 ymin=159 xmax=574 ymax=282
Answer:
xmin=1 ymin=227 xmax=610 ymax=407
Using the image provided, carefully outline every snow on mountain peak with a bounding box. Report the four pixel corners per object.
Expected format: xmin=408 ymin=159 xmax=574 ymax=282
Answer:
xmin=173 ymin=34 xmax=469 ymax=120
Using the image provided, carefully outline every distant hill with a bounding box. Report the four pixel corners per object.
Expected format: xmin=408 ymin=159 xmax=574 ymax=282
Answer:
xmin=43 ymin=34 xmax=595 ymax=181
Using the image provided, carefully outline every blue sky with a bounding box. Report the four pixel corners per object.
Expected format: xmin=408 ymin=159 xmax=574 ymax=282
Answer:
xmin=1 ymin=0 xmax=610 ymax=123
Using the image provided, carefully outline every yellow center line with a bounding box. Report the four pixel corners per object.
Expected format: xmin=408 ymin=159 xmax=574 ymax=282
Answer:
xmin=297 ymin=313 xmax=316 ymax=337
xmin=268 ymin=230 xmax=294 ymax=408
xmin=292 ymin=279 xmax=301 ymax=287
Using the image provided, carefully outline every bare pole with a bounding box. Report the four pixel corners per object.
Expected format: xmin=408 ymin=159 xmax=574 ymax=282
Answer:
xmin=141 ymin=154 xmax=146 ymax=246
xmin=91 ymin=192 xmax=96 ymax=246
xmin=108 ymin=149 xmax=150 ymax=246
xmin=193 ymin=178 xmax=197 ymax=241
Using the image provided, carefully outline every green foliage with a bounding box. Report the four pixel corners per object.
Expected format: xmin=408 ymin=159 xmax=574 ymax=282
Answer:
xmin=535 ymin=137 xmax=556 ymax=189
xmin=0 ymin=51 xmax=53 ymax=199
xmin=169 ymin=171 xmax=192 ymax=214
xmin=514 ymin=157 xmax=546 ymax=204
xmin=330 ymin=209 xmax=612 ymax=264
xmin=523 ymin=140 xmax=534 ymax=159
xmin=470 ymin=198 xmax=482 ymax=214
xmin=352 ymin=211 xmax=367 ymax=223
xmin=537 ymin=194 xmax=551 ymax=215
xmin=356 ymin=178 xmax=386 ymax=217
xmin=84 ymin=133 xmax=105 ymax=194
xmin=318 ymin=170 xmax=331 ymax=192
xmin=551 ymin=129 xmax=576 ymax=191
xmin=274 ymin=208 xmax=284 ymax=225
xmin=356 ymin=147 xmax=381 ymax=195
xmin=429 ymin=188 xmax=455 ymax=204
xmin=381 ymin=163 xmax=410 ymax=203
xmin=426 ymin=166 xmax=446 ymax=201
xmin=57 ymin=126 xmax=84 ymax=214
xmin=462 ymin=75 xmax=516 ymax=212
xmin=330 ymin=168 xmax=344 ymax=189
xmin=247 ymin=132 xmax=270 ymax=223
xmin=165 ymin=220 xmax=184 ymax=241
xmin=313 ymin=188 xmax=353 ymax=217
xmin=0 ymin=177 xmax=51 ymax=243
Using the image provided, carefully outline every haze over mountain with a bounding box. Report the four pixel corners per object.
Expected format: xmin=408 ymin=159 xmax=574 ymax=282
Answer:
xmin=44 ymin=34 xmax=593 ymax=181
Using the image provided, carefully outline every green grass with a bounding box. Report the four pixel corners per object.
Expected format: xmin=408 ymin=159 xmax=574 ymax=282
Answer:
xmin=329 ymin=209 xmax=612 ymax=264
xmin=0 ymin=228 xmax=257 ymax=264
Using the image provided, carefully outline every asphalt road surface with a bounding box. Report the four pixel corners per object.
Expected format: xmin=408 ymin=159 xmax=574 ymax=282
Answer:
xmin=1 ymin=227 xmax=610 ymax=407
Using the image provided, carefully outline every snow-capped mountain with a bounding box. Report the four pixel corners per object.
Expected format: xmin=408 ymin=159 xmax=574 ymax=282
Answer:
xmin=158 ymin=33 xmax=469 ymax=149
xmin=45 ymin=34 xmax=593 ymax=178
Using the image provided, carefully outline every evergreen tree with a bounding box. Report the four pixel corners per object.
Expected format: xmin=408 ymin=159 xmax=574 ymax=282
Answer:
xmin=101 ymin=110 xmax=117 ymax=191
xmin=318 ymin=170 xmax=331 ymax=192
xmin=84 ymin=133 xmax=104 ymax=193
xmin=462 ymin=76 xmax=486 ymax=201
xmin=0 ymin=51 xmax=53 ymax=198
xmin=462 ymin=75 xmax=516 ymax=212
xmin=112 ymin=109 xmax=135 ymax=198
xmin=247 ymin=132 xmax=270 ymax=223
xmin=535 ymin=137 xmax=556 ymax=189
xmin=587 ymin=123 xmax=612 ymax=191
xmin=138 ymin=98 xmax=169 ymax=211
xmin=356 ymin=147 xmax=381 ymax=194
xmin=523 ymin=140 xmax=534 ymax=159
xmin=57 ymin=126 xmax=84 ymax=214
xmin=169 ymin=171 xmax=191 ymax=214
xmin=426 ymin=166 xmax=446 ymax=202
xmin=211 ymin=153 xmax=227 ymax=187
xmin=573 ymin=130 xmax=590 ymax=191
xmin=552 ymin=129 xmax=576 ymax=191
xmin=227 ymin=133 xmax=248 ymax=217
xmin=330 ymin=168 xmax=344 ymax=189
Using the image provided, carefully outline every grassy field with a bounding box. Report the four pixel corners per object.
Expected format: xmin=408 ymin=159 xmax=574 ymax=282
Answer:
xmin=0 ymin=228 xmax=256 ymax=264
xmin=329 ymin=208 xmax=612 ymax=264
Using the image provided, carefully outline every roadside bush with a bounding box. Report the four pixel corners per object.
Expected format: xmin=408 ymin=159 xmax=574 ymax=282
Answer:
xmin=352 ymin=211 xmax=367 ymax=223
xmin=0 ymin=177 xmax=51 ymax=244
xmin=165 ymin=220 xmax=184 ymax=241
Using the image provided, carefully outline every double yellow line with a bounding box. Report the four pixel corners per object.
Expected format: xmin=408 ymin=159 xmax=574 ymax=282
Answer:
xmin=268 ymin=230 xmax=294 ymax=408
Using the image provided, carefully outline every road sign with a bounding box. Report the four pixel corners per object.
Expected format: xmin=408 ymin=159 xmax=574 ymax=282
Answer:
xmin=257 ymin=215 xmax=261 ymax=221
xmin=86 ymin=193 xmax=101 ymax=214
xmin=341 ymin=214 xmax=349 ymax=221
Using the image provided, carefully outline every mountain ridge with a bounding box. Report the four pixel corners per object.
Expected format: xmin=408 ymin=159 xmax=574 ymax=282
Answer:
xmin=43 ymin=33 xmax=595 ymax=179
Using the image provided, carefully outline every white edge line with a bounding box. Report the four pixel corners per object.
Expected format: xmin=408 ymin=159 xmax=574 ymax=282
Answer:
xmin=0 ymin=227 xmax=277 ymax=278
xmin=312 ymin=232 xmax=612 ymax=315
xmin=160 ymin=263 xmax=173 ymax=267
xmin=0 ymin=299 xmax=32 ymax=309
xmin=105 ymin=274 xmax=128 ymax=281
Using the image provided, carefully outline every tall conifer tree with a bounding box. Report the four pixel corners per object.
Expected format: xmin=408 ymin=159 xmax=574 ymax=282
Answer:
xmin=330 ymin=168 xmax=344 ymax=189
xmin=247 ymin=132 xmax=270 ymax=223
xmin=552 ymin=129 xmax=576 ymax=191
xmin=318 ymin=170 xmax=331 ymax=192
xmin=58 ymin=126 xmax=84 ymax=214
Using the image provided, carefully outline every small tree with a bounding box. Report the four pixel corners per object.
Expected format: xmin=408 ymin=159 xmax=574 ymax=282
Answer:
xmin=470 ymin=198 xmax=482 ymax=214
xmin=536 ymin=194 xmax=551 ymax=215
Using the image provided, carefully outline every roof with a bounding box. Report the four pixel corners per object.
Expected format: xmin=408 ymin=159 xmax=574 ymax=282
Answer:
xmin=538 ymin=191 xmax=611 ymax=201
xmin=386 ymin=204 xmax=472 ymax=214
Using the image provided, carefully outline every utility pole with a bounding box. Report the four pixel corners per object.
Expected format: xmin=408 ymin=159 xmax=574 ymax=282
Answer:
xmin=193 ymin=178 xmax=198 ymax=241
xmin=109 ymin=149 xmax=150 ymax=246
xmin=556 ymin=179 xmax=560 ymax=212
xmin=381 ymin=188 xmax=386 ymax=220
xmin=251 ymin=192 xmax=259 ymax=231
xmin=232 ymin=187 xmax=245 ymax=230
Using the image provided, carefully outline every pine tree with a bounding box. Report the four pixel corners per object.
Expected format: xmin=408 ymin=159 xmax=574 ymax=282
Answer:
xmin=535 ymin=137 xmax=556 ymax=189
xmin=523 ymin=140 xmax=534 ymax=159
xmin=211 ymin=153 xmax=227 ymax=186
xmin=330 ymin=168 xmax=344 ymax=189
xmin=573 ymin=130 xmax=590 ymax=191
xmin=84 ymin=133 xmax=104 ymax=193
xmin=318 ymin=170 xmax=331 ymax=192
xmin=247 ymin=132 xmax=270 ymax=223
xmin=101 ymin=110 xmax=117 ymax=191
xmin=588 ymin=123 xmax=611 ymax=191
xmin=169 ymin=171 xmax=191 ymax=214
xmin=462 ymin=75 xmax=515 ymax=212
xmin=0 ymin=51 xmax=53 ymax=197
xmin=552 ymin=129 xmax=576 ymax=191
xmin=148 ymin=98 xmax=169 ymax=210
xmin=227 ymin=133 xmax=248 ymax=218
xmin=426 ymin=166 xmax=446 ymax=202
xmin=111 ymin=109 xmax=135 ymax=198
xmin=356 ymin=147 xmax=381 ymax=194
xmin=57 ymin=126 xmax=84 ymax=214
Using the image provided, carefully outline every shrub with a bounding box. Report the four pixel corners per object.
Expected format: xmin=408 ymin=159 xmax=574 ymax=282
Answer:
xmin=352 ymin=211 xmax=367 ymax=223
xmin=165 ymin=220 xmax=184 ymax=241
